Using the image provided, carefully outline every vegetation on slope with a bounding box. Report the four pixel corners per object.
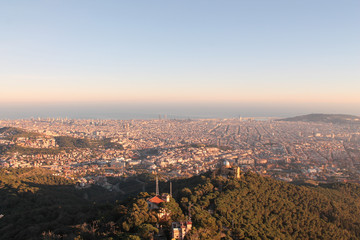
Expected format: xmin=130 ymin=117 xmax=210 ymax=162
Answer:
xmin=0 ymin=128 xmax=124 ymax=157
xmin=0 ymin=127 xmax=42 ymax=140
xmin=1 ymin=168 xmax=360 ymax=239
xmin=175 ymin=173 xmax=360 ymax=239
xmin=0 ymin=168 xmax=111 ymax=240
xmin=54 ymin=136 xmax=92 ymax=149
xmin=0 ymin=144 xmax=62 ymax=155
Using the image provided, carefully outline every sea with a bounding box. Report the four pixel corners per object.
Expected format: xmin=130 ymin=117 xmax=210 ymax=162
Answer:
xmin=0 ymin=102 xmax=357 ymax=120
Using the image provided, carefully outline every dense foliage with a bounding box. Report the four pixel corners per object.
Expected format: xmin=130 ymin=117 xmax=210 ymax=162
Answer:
xmin=55 ymin=136 xmax=123 ymax=150
xmin=0 ymin=145 xmax=61 ymax=155
xmin=0 ymin=127 xmax=42 ymax=140
xmin=0 ymin=168 xmax=111 ymax=240
xmin=0 ymin=128 xmax=124 ymax=157
xmin=1 ymin=168 xmax=360 ymax=239
xmin=55 ymin=136 xmax=92 ymax=149
xmin=178 ymin=173 xmax=360 ymax=239
xmin=98 ymin=138 xmax=124 ymax=150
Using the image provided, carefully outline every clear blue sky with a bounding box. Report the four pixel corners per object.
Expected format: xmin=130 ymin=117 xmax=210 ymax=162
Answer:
xmin=0 ymin=0 xmax=359 ymax=117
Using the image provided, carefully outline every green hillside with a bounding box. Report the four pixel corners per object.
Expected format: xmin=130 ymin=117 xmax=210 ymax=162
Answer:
xmin=73 ymin=172 xmax=360 ymax=240
xmin=0 ymin=128 xmax=124 ymax=157
xmin=0 ymin=127 xmax=42 ymax=140
xmin=1 ymin=168 xmax=360 ymax=239
xmin=0 ymin=168 xmax=111 ymax=240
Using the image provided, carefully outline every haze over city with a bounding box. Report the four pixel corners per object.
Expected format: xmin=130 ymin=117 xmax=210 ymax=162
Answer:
xmin=1 ymin=0 xmax=359 ymax=118
xmin=2 ymin=1 xmax=360 ymax=239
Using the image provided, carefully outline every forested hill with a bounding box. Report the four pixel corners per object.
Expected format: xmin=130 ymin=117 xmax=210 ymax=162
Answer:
xmin=1 ymin=168 xmax=360 ymax=239
xmin=167 ymin=172 xmax=360 ymax=239
xmin=0 ymin=168 xmax=116 ymax=240
xmin=278 ymin=113 xmax=360 ymax=124
xmin=0 ymin=127 xmax=124 ymax=156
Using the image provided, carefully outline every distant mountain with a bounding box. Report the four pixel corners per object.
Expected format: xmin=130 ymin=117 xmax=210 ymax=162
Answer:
xmin=278 ymin=113 xmax=360 ymax=124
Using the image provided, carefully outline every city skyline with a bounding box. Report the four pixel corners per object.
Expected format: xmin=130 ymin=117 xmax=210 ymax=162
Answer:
xmin=1 ymin=1 xmax=359 ymax=117
xmin=1 ymin=2 xmax=360 ymax=236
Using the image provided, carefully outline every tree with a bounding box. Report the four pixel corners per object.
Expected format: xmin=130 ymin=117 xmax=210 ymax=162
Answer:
xmin=124 ymin=235 xmax=141 ymax=240
xmin=137 ymin=223 xmax=159 ymax=239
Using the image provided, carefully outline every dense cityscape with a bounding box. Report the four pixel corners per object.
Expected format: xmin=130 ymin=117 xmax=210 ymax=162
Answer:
xmin=1 ymin=116 xmax=359 ymax=189
xmin=1 ymin=1 xmax=359 ymax=238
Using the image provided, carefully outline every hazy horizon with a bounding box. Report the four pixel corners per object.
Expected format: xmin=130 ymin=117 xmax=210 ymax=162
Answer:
xmin=1 ymin=1 xmax=359 ymax=117
xmin=0 ymin=102 xmax=359 ymax=120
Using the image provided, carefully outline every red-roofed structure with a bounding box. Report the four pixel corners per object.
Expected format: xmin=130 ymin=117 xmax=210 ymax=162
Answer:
xmin=147 ymin=196 xmax=165 ymax=210
xmin=148 ymin=196 xmax=165 ymax=204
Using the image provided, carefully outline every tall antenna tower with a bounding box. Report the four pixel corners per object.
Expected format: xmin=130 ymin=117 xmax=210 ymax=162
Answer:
xmin=188 ymin=202 xmax=192 ymax=221
xmin=170 ymin=181 xmax=172 ymax=197
xmin=156 ymin=175 xmax=159 ymax=196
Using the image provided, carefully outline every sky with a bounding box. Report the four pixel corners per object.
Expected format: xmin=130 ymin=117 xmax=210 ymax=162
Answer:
xmin=0 ymin=1 xmax=359 ymax=118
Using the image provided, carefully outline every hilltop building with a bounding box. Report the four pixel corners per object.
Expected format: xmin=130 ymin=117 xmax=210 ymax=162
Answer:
xmin=147 ymin=195 xmax=165 ymax=210
xmin=171 ymin=221 xmax=192 ymax=240
xmin=217 ymin=159 xmax=241 ymax=179
xmin=147 ymin=177 xmax=172 ymax=218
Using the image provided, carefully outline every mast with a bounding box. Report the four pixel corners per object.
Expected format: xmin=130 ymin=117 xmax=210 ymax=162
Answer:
xmin=170 ymin=181 xmax=172 ymax=197
xmin=156 ymin=175 xmax=159 ymax=196
xmin=188 ymin=202 xmax=192 ymax=221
